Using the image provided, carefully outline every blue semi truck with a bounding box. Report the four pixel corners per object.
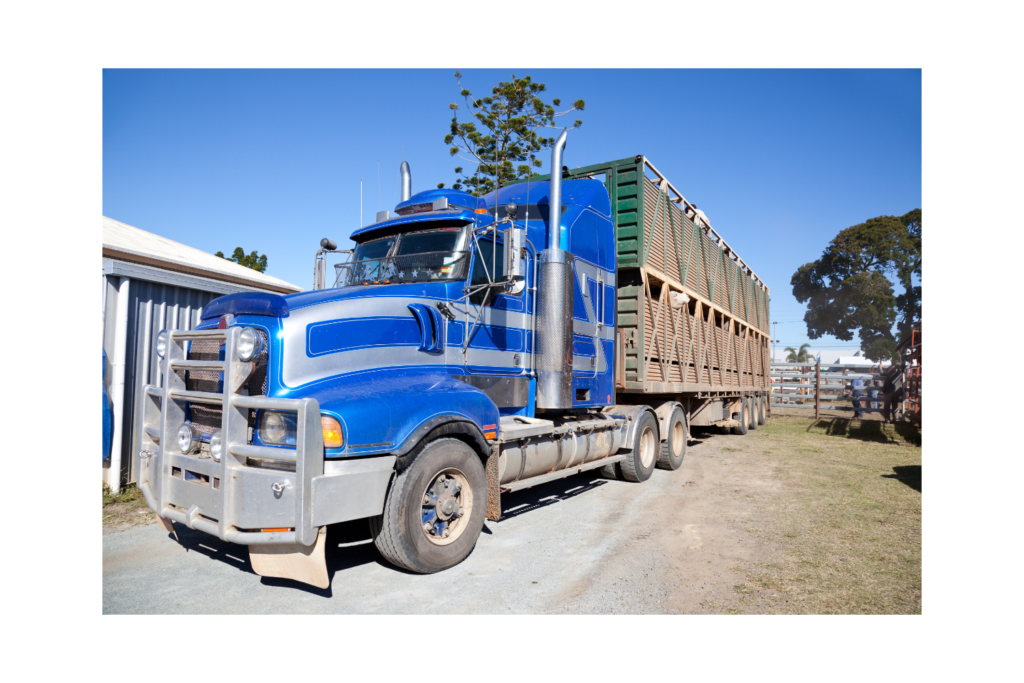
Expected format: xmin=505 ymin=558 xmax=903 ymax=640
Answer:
xmin=137 ymin=132 xmax=771 ymax=587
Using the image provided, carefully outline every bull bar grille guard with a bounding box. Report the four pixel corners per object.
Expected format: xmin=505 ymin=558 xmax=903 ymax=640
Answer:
xmin=137 ymin=327 xmax=323 ymax=547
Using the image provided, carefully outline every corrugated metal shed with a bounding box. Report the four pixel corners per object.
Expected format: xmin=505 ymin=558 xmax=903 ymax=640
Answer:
xmin=102 ymin=217 xmax=302 ymax=489
xmin=103 ymin=216 xmax=301 ymax=295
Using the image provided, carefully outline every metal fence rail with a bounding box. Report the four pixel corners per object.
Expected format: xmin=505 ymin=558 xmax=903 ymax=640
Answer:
xmin=770 ymin=361 xmax=899 ymax=419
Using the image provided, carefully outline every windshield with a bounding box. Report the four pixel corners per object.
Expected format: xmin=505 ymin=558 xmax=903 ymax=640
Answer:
xmin=336 ymin=224 xmax=470 ymax=287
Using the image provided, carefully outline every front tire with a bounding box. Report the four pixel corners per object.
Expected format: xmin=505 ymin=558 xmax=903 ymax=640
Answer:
xmin=621 ymin=411 xmax=659 ymax=482
xmin=656 ymin=406 xmax=687 ymax=471
xmin=370 ymin=438 xmax=486 ymax=574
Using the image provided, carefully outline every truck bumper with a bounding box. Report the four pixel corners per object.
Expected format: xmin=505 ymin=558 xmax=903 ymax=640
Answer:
xmin=136 ymin=327 xmax=393 ymax=548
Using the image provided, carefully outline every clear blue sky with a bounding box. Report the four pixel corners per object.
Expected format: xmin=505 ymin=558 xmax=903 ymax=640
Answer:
xmin=103 ymin=69 xmax=921 ymax=350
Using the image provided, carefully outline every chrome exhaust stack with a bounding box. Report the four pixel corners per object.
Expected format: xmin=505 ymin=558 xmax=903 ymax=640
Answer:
xmin=536 ymin=130 xmax=573 ymax=410
xmin=546 ymin=130 xmax=567 ymax=251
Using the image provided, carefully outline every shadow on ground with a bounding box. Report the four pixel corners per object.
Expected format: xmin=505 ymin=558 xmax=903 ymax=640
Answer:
xmin=499 ymin=472 xmax=609 ymax=521
xmin=163 ymin=517 xmax=387 ymax=596
xmin=807 ymin=416 xmax=921 ymax=446
xmin=157 ymin=472 xmax=618 ymax=594
xmin=882 ymin=465 xmax=921 ymax=492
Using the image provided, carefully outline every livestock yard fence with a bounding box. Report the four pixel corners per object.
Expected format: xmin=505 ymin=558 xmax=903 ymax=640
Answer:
xmin=770 ymin=360 xmax=920 ymax=421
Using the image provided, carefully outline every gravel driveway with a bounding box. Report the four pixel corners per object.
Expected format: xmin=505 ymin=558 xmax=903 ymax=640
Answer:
xmin=103 ymin=428 xmax=781 ymax=614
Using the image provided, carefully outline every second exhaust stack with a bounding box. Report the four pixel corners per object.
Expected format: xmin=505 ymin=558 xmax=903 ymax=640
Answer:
xmin=400 ymin=161 xmax=411 ymax=202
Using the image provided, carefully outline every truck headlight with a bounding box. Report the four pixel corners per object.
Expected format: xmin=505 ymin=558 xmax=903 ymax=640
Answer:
xmin=156 ymin=330 xmax=169 ymax=359
xmin=237 ymin=327 xmax=263 ymax=362
xmin=259 ymin=411 xmax=297 ymax=446
xmin=177 ymin=423 xmax=201 ymax=454
xmin=209 ymin=429 xmax=223 ymax=462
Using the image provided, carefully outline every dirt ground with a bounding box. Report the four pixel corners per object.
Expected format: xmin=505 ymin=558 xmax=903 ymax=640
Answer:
xmin=102 ymin=484 xmax=158 ymax=533
xmin=103 ymin=411 xmax=921 ymax=614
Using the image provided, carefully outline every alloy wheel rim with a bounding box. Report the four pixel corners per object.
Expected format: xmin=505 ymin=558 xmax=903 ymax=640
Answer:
xmin=672 ymin=420 xmax=684 ymax=457
xmin=639 ymin=426 xmax=656 ymax=468
xmin=420 ymin=468 xmax=472 ymax=546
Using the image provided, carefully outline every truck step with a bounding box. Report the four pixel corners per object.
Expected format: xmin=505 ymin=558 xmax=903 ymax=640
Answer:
xmin=497 ymin=414 xmax=626 ymax=443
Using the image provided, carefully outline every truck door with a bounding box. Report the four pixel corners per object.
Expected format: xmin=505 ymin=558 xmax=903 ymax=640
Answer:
xmin=567 ymin=209 xmax=617 ymax=407
xmin=462 ymin=235 xmax=531 ymax=376
xmin=572 ymin=259 xmax=605 ymax=379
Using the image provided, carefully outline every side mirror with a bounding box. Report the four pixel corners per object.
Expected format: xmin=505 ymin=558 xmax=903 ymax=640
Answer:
xmin=506 ymin=225 xmax=526 ymax=294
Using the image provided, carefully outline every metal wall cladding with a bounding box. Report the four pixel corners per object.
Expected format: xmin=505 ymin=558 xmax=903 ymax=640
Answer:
xmin=103 ymin=275 xmax=218 ymax=485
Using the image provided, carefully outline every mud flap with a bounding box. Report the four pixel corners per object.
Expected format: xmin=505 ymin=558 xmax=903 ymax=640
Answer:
xmin=156 ymin=515 xmax=179 ymax=542
xmin=486 ymin=445 xmax=501 ymax=522
xmin=249 ymin=526 xmax=329 ymax=589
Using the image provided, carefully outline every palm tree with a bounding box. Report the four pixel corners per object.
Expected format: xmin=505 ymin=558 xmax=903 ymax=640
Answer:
xmin=784 ymin=343 xmax=812 ymax=363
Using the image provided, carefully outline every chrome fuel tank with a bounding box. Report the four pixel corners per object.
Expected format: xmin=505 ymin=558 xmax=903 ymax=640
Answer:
xmin=498 ymin=416 xmax=623 ymax=485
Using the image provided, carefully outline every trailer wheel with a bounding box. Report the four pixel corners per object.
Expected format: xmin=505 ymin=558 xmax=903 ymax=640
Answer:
xmin=757 ymin=395 xmax=766 ymax=425
xmin=748 ymin=396 xmax=759 ymax=431
xmin=732 ymin=398 xmax=749 ymax=435
xmin=621 ymin=411 xmax=659 ymax=482
xmin=369 ymin=437 xmax=486 ymax=574
xmin=656 ymin=406 xmax=687 ymax=471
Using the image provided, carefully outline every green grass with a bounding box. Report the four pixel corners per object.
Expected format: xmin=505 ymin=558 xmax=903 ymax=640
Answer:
xmin=736 ymin=414 xmax=922 ymax=614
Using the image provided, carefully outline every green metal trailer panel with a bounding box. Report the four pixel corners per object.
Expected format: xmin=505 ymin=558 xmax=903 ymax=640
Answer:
xmin=517 ymin=155 xmax=771 ymax=397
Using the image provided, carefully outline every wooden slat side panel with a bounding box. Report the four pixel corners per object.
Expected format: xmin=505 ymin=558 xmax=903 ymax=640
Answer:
xmin=623 ymin=270 xmax=771 ymax=395
xmin=636 ymin=173 xmax=771 ymax=336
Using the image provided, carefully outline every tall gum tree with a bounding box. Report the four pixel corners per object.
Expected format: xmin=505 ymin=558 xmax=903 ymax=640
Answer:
xmin=791 ymin=209 xmax=921 ymax=362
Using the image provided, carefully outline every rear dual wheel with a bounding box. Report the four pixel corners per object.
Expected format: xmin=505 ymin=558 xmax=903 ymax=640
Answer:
xmin=656 ymin=406 xmax=687 ymax=471
xmin=732 ymin=398 xmax=750 ymax=436
xmin=620 ymin=411 xmax=660 ymax=482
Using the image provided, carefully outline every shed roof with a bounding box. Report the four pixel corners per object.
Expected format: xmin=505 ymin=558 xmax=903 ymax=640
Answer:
xmin=102 ymin=216 xmax=301 ymax=294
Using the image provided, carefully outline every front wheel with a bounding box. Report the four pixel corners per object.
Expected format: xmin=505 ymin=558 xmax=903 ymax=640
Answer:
xmin=370 ymin=438 xmax=486 ymax=574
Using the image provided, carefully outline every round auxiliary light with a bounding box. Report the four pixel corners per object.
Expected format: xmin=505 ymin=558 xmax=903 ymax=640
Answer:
xmin=177 ymin=423 xmax=201 ymax=454
xmin=156 ymin=330 xmax=169 ymax=359
xmin=209 ymin=429 xmax=223 ymax=462
xmin=237 ymin=327 xmax=262 ymax=362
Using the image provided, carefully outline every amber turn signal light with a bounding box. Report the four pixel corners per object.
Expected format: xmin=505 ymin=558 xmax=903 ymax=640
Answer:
xmin=321 ymin=416 xmax=344 ymax=448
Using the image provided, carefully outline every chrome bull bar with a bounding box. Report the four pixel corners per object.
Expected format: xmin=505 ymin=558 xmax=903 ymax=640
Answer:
xmin=136 ymin=327 xmax=323 ymax=547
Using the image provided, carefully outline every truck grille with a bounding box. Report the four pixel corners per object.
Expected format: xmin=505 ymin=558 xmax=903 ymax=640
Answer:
xmin=184 ymin=330 xmax=269 ymax=436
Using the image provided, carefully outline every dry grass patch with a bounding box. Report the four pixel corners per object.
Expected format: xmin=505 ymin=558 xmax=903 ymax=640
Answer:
xmin=736 ymin=414 xmax=921 ymax=614
xmin=103 ymin=484 xmax=157 ymax=532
